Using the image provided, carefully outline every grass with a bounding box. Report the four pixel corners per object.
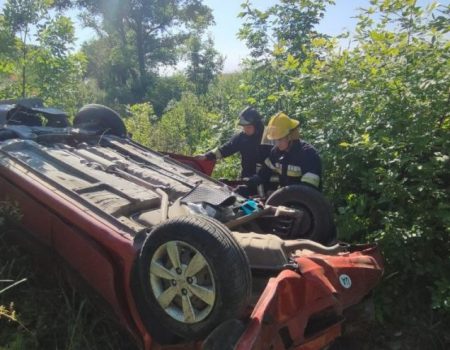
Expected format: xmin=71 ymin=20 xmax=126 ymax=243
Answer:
xmin=0 ymin=228 xmax=137 ymax=350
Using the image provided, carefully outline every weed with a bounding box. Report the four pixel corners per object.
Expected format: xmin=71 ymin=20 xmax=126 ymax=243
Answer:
xmin=0 ymin=226 xmax=137 ymax=350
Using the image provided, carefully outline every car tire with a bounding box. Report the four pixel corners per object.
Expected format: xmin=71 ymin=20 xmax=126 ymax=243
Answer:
xmin=73 ymin=104 xmax=126 ymax=137
xmin=266 ymin=184 xmax=336 ymax=244
xmin=202 ymin=319 xmax=246 ymax=350
xmin=138 ymin=215 xmax=252 ymax=341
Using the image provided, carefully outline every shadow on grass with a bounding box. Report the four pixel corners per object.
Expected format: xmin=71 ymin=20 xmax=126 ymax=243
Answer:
xmin=0 ymin=228 xmax=138 ymax=350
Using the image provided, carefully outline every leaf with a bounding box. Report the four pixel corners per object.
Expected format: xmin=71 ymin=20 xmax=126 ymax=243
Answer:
xmin=267 ymin=94 xmax=278 ymax=102
xmin=362 ymin=133 xmax=370 ymax=144
xmin=246 ymin=97 xmax=257 ymax=105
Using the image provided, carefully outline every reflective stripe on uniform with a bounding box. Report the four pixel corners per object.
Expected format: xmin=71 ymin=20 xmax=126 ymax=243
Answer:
xmin=301 ymin=172 xmax=320 ymax=188
xmin=269 ymin=175 xmax=279 ymax=183
xmin=274 ymin=162 xmax=282 ymax=174
xmin=286 ymin=165 xmax=302 ymax=177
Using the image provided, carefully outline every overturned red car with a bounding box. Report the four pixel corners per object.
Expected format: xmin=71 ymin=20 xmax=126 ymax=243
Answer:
xmin=0 ymin=99 xmax=383 ymax=350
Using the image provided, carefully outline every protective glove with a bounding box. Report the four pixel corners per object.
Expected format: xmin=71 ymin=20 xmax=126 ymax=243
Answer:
xmin=234 ymin=184 xmax=251 ymax=197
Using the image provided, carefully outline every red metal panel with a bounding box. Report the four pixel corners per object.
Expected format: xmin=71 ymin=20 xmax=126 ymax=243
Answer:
xmin=51 ymin=217 xmax=121 ymax=315
xmin=0 ymin=162 xmax=135 ymax=259
xmin=165 ymin=153 xmax=216 ymax=176
xmin=0 ymin=175 xmax=52 ymax=245
xmin=234 ymin=245 xmax=383 ymax=350
xmin=0 ymin=162 xmax=152 ymax=348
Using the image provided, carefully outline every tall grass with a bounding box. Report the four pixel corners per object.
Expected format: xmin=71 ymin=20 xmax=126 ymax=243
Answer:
xmin=0 ymin=227 xmax=137 ymax=350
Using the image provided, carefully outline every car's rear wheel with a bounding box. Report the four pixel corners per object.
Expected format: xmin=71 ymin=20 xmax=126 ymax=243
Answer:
xmin=138 ymin=216 xmax=251 ymax=341
xmin=73 ymin=104 xmax=126 ymax=137
xmin=266 ymin=184 xmax=336 ymax=244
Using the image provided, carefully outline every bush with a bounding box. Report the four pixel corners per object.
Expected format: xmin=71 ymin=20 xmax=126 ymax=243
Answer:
xmin=238 ymin=0 xmax=449 ymax=344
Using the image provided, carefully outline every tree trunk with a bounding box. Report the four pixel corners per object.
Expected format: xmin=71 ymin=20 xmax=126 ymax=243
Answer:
xmin=135 ymin=20 xmax=146 ymax=95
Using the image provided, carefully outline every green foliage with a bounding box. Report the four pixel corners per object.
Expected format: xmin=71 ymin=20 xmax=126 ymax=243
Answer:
xmin=198 ymin=73 xmax=252 ymax=178
xmin=237 ymin=0 xmax=335 ymax=117
xmin=204 ymin=73 xmax=253 ymax=125
xmin=133 ymin=78 xmax=246 ymax=180
xmin=0 ymin=0 xmax=88 ymax=109
xmin=151 ymin=92 xmax=220 ymax=155
xmin=81 ymin=35 xmax=139 ymax=105
xmin=124 ymin=102 xmax=154 ymax=147
xmin=2 ymin=0 xmax=50 ymax=97
xmin=0 ymin=0 xmax=224 ymax=119
xmin=38 ymin=15 xmax=75 ymax=57
xmin=239 ymin=0 xmax=334 ymax=61
xmin=211 ymin=154 xmax=241 ymax=180
xmin=185 ymin=34 xmax=224 ymax=95
xmin=0 ymin=15 xmax=16 ymax=62
xmin=77 ymin=0 xmax=215 ymax=103
xmin=236 ymin=0 xmax=450 ymax=343
xmin=204 ymin=73 xmax=255 ymax=144
xmin=30 ymin=49 xmax=87 ymax=109
xmin=146 ymin=74 xmax=189 ymax=117
xmin=2 ymin=0 xmax=48 ymax=35
xmin=0 ymin=230 xmax=136 ymax=350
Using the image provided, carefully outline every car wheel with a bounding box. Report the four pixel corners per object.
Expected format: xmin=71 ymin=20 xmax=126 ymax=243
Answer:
xmin=202 ymin=319 xmax=246 ymax=350
xmin=73 ymin=104 xmax=126 ymax=137
xmin=138 ymin=216 xmax=252 ymax=341
xmin=266 ymin=184 xmax=336 ymax=244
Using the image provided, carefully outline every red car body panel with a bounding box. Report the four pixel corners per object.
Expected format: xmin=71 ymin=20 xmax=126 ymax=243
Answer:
xmin=0 ymin=160 xmax=148 ymax=346
xmin=164 ymin=153 xmax=216 ymax=177
xmin=1 ymin=140 xmax=383 ymax=350
xmin=235 ymin=246 xmax=382 ymax=350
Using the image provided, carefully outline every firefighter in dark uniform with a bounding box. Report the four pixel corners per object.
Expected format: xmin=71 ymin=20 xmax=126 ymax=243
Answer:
xmin=197 ymin=107 xmax=265 ymax=178
xmin=238 ymin=112 xmax=321 ymax=195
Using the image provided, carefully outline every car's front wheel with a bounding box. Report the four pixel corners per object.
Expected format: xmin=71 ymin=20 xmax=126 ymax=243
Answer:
xmin=138 ymin=216 xmax=251 ymax=341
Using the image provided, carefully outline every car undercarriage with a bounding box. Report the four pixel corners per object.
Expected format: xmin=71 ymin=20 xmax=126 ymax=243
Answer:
xmin=0 ymin=100 xmax=383 ymax=350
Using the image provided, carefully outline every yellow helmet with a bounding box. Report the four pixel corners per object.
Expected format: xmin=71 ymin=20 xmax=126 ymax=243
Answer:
xmin=266 ymin=112 xmax=300 ymax=140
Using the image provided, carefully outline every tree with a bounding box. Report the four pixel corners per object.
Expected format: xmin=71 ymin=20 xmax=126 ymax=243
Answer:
xmin=0 ymin=0 xmax=87 ymax=111
xmin=81 ymin=35 xmax=138 ymax=104
xmin=2 ymin=0 xmax=49 ymax=97
xmin=124 ymin=102 xmax=154 ymax=147
xmin=76 ymin=0 xmax=214 ymax=101
xmin=31 ymin=16 xmax=87 ymax=108
xmin=152 ymin=92 xmax=215 ymax=154
xmin=146 ymin=73 xmax=189 ymax=117
xmin=185 ymin=34 xmax=224 ymax=95
xmin=0 ymin=15 xmax=17 ymax=98
xmin=238 ymin=0 xmax=334 ymax=61
xmin=237 ymin=0 xmax=334 ymax=117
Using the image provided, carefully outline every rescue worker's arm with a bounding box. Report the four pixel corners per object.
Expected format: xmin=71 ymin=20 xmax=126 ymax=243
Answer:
xmin=247 ymin=156 xmax=275 ymax=187
xmin=234 ymin=161 xmax=268 ymax=197
xmin=235 ymin=157 xmax=274 ymax=197
xmin=299 ymin=148 xmax=322 ymax=188
xmin=204 ymin=134 xmax=242 ymax=160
